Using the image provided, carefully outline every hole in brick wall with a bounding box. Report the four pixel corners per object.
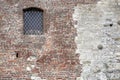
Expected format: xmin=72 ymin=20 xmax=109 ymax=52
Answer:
xmin=110 ymin=24 xmax=113 ymax=27
xmin=15 ymin=51 xmax=21 ymax=58
xmin=15 ymin=51 xmax=20 ymax=58
xmin=97 ymin=44 xmax=103 ymax=50
xmin=16 ymin=52 xmax=19 ymax=58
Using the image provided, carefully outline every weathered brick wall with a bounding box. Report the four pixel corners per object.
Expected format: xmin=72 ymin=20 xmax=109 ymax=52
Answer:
xmin=0 ymin=0 xmax=102 ymax=80
xmin=0 ymin=0 xmax=96 ymax=80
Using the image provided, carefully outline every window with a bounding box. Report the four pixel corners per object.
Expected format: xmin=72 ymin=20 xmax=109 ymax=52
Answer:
xmin=23 ymin=7 xmax=43 ymax=35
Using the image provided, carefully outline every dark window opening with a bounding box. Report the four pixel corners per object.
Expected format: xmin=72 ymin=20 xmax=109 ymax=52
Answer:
xmin=23 ymin=7 xmax=43 ymax=35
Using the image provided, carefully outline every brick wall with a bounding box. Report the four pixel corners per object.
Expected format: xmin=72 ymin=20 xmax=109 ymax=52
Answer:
xmin=0 ymin=0 xmax=98 ymax=80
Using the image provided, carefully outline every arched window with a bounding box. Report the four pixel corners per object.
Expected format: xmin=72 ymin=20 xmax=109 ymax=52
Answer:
xmin=23 ymin=7 xmax=43 ymax=35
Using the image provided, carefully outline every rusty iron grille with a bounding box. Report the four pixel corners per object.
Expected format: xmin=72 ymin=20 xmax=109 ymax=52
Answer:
xmin=23 ymin=8 xmax=43 ymax=35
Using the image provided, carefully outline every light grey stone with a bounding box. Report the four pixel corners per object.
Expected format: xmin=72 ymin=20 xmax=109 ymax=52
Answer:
xmin=73 ymin=0 xmax=120 ymax=79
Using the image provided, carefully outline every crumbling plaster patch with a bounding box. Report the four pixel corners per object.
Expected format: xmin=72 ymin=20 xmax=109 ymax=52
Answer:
xmin=73 ymin=0 xmax=120 ymax=80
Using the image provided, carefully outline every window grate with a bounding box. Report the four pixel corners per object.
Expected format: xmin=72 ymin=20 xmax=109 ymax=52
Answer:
xmin=23 ymin=8 xmax=43 ymax=35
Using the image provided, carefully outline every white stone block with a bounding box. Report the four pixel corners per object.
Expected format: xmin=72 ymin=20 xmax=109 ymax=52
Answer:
xmin=26 ymin=67 xmax=31 ymax=71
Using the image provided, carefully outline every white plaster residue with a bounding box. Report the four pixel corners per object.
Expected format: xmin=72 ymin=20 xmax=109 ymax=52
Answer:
xmin=31 ymin=74 xmax=46 ymax=80
xmin=73 ymin=0 xmax=120 ymax=80
xmin=26 ymin=66 xmax=31 ymax=71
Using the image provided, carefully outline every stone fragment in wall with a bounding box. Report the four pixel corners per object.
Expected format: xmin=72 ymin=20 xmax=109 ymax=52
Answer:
xmin=27 ymin=55 xmax=37 ymax=61
xmin=106 ymin=70 xmax=120 ymax=80
xmin=115 ymin=52 xmax=120 ymax=57
xmin=26 ymin=66 xmax=31 ymax=71
xmin=31 ymin=65 xmax=35 ymax=69
xmin=76 ymin=77 xmax=81 ymax=80
xmin=99 ymin=72 xmax=108 ymax=80
xmin=31 ymin=74 xmax=46 ymax=80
